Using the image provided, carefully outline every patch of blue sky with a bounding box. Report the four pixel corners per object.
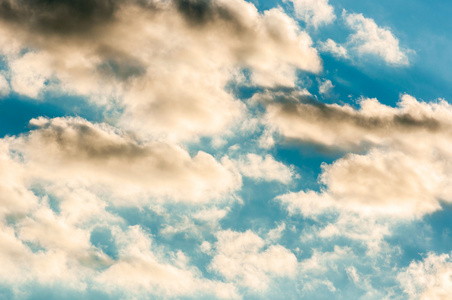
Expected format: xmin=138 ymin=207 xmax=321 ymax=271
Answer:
xmin=0 ymin=91 xmax=107 ymax=138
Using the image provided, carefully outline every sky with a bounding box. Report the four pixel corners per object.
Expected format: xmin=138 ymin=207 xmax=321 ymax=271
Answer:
xmin=0 ymin=0 xmax=451 ymax=299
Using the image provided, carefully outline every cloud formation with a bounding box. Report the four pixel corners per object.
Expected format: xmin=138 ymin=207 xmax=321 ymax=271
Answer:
xmin=11 ymin=117 xmax=241 ymax=204
xmin=235 ymin=153 xmax=294 ymax=184
xmin=210 ymin=230 xmax=297 ymax=290
xmin=318 ymin=38 xmax=349 ymax=59
xmin=0 ymin=0 xmax=322 ymax=140
xmin=343 ymin=10 xmax=410 ymax=65
xmin=398 ymin=252 xmax=452 ymax=300
xmin=289 ymin=0 xmax=336 ymax=28
xmin=260 ymin=91 xmax=452 ymax=217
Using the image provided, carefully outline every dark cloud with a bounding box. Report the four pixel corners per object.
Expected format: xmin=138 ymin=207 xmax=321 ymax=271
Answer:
xmin=174 ymin=0 xmax=213 ymax=25
xmin=0 ymin=0 xmax=119 ymax=35
xmin=268 ymin=91 xmax=441 ymax=133
xmin=29 ymin=118 xmax=149 ymax=161
xmin=173 ymin=0 xmax=250 ymax=33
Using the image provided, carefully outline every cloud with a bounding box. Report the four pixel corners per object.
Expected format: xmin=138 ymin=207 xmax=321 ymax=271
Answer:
xmin=289 ymin=0 xmax=336 ymax=28
xmin=235 ymin=153 xmax=294 ymax=184
xmin=398 ymin=252 xmax=452 ymax=300
xmin=300 ymin=246 xmax=352 ymax=275
xmin=261 ymin=91 xmax=452 ymax=218
xmin=318 ymin=38 xmax=349 ymax=59
xmin=10 ymin=117 xmax=242 ymax=204
xmin=318 ymin=79 xmax=334 ymax=96
xmin=261 ymin=92 xmax=452 ymax=151
xmin=0 ymin=0 xmax=322 ymax=140
xmin=97 ymin=226 xmax=240 ymax=299
xmin=0 ymin=0 xmax=118 ymax=35
xmin=210 ymin=229 xmax=297 ymax=290
xmin=0 ymin=140 xmax=38 ymax=217
xmin=343 ymin=10 xmax=410 ymax=65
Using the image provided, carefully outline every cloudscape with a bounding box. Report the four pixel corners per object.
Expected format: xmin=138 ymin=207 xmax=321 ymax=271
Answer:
xmin=0 ymin=0 xmax=451 ymax=299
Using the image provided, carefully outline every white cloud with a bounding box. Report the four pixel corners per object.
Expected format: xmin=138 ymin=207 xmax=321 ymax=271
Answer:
xmin=343 ymin=10 xmax=410 ymax=65
xmin=263 ymin=91 xmax=452 ymax=218
xmin=97 ymin=226 xmax=240 ymax=299
xmin=267 ymin=222 xmax=286 ymax=242
xmin=346 ymin=266 xmax=360 ymax=284
xmin=318 ymin=79 xmax=334 ymax=96
xmin=235 ymin=153 xmax=294 ymax=184
xmin=0 ymin=0 xmax=322 ymax=140
xmin=210 ymin=230 xmax=297 ymax=290
xmin=318 ymin=39 xmax=348 ymax=59
xmin=289 ymin=0 xmax=336 ymax=28
xmin=300 ymin=246 xmax=353 ymax=275
xmin=398 ymin=252 xmax=452 ymax=300
xmin=0 ymin=140 xmax=38 ymax=217
xmin=11 ymin=117 xmax=242 ymax=204
xmin=9 ymin=52 xmax=53 ymax=98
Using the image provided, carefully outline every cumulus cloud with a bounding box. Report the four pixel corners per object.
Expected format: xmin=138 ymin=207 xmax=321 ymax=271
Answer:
xmin=210 ymin=230 xmax=297 ymax=290
xmin=318 ymin=39 xmax=349 ymax=59
xmin=318 ymin=79 xmax=334 ymax=96
xmin=0 ymin=0 xmax=322 ymax=140
xmin=343 ymin=10 xmax=410 ymax=65
xmin=260 ymin=91 xmax=452 ymax=151
xmin=97 ymin=226 xmax=240 ymax=299
xmin=260 ymin=90 xmax=452 ymax=218
xmin=398 ymin=252 xmax=452 ymax=300
xmin=9 ymin=117 xmax=241 ymax=204
xmin=289 ymin=0 xmax=336 ymax=28
xmin=235 ymin=153 xmax=294 ymax=184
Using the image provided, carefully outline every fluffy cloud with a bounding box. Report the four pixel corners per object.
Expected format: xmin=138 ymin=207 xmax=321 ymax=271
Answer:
xmin=261 ymin=91 xmax=452 ymax=218
xmin=0 ymin=0 xmax=322 ymax=140
xmin=97 ymin=226 xmax=240 ymax=299
xmin=0 ymin=140 xmax=38 ymax=217
xmin=318 ymin=79 xmax=334 ymax=96
xmin=261 ymin=91 xmax=452 ymax=151
xmin=343 ymin=10 xmax=410 ymax=65
xmin=289 ymin=0 xmax=336 ymax=28
xmin=398 ymin=252 xmax=452 ymax=300
xmin=318 ymin=38 xmax=349 ymax=59
xmin=210 ymin=230 xmax=297 ymax=290
xmin=235 ymin=153 xmax=294 ymax=184
xmin=10 ymin=117 xmax=241 ymax=204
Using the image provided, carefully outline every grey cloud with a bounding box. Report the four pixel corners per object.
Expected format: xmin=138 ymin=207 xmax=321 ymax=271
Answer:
xmin=15 ymin=117 xmax=242 ymax=203
xmin=1 ymin=0 xmax=321 ymax=139
xmin=0 ymin=0 xmax=118 ymax=35
xmin=258 ymin=91 xmax=449 ymax=150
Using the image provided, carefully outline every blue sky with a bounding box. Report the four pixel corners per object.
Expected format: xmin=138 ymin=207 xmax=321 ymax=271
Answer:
xmin=0 ymin=0 xmax=451 ymax=299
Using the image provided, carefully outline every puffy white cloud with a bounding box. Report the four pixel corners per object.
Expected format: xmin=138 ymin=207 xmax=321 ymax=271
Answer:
xmin=263 ymin=91 xmax=452 ymax=218
xmin=11 ymin=117 xmax=241 ymax=204
xmin=300 ymin=246 xmax=352 ymax=275
xmin=97 ymin=226 xmax=240 ymax=299
xmin=289 ymin=0 xmax=336 ymax=28
xmin=0 ymin=140 xmax=38 ymax=217
xmin=318 ymin=39 xmax=348 ymax=59
xmin=267 ymin=222 xmax=286 ymax=242
xmin=343 ymin=10 xmax=410 ymax=65
xmin=398 ymin=252 xmax=452 ymax=300
xmin=235 ymin=153 xmax=294 ymax=184
xmin=210 ymin=230 xmax=297 ymax=290
xmin=9 ymin=51 xmax=53 ymax=98
xmin=318 ymin=79 xmax=334 ymax=96
xmin=0 ymin=0 xmax=322 ymax=140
